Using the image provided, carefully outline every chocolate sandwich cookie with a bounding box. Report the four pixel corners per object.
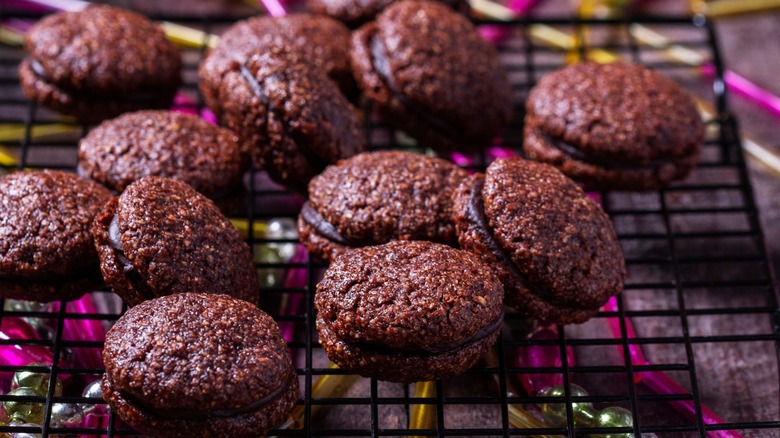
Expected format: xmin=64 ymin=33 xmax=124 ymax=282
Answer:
xmin=350 ymin=0 xmax=513 ymax=152
xmin=453 ymin=158 xmax=625 ymax=324
xmin=204 ymin=49 xmax=365 ymax=193
xmin=93 ymin=177 xmax=259 ymax=307
xmin=307 ymin=0 xmax=469 ymax=27
xmin=78 ymin=110 xmax=247 ymax=213
xmin=200 ymin=13 xmax=356 ymax=108
xmin=524 ymin=62 xmax=705 ymax=190
xmin=316 ymin=240 xmax=504 ymax=383
xmin=102 ymin=293 xmax=299 ymax=437
xmin=19 ymin=5 xmax=181 ymax=123
xmin=298 ymin=150 xmax=468 ymax=261
xmin=0 ymin=170 xmax=112 ymax=302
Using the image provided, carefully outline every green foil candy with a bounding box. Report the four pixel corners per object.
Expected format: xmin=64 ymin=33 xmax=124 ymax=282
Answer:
xmin=3 ymin=388 xmax=45 ymax=425
xmin=539 ymin=383 xmax=592 ymax=426
xmin=11 ymin=368 xmax=62 ymax=398
xmin=539 ymin=383 xmax=633 ymax=436
xmin=254 ymin=245 xmax=285 ymax=288
xmin=592 ymin=406 xmax=634 ymax=438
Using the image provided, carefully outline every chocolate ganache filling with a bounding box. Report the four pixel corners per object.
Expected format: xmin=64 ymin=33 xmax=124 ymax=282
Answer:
xmin=238 ymin=64 xmax=329 ymax=174
xmin=466 ymin=177 xmax=563 ymax=306
xmin=350 ymin=310 xmax=504 ymax=356
xmin=29 ymin=59 xmax=161 ymax=102
xmin=543 ymin=132 xmax=669 ymax=170
xmin=368 ymin=33 xmax=460 ymax=142
xmin=107 ymin=215 xmax=157 ymax=301
xmin=118 ymin=373 xmax=292 ymax=420
xmin=300 ymin=201 xmax=372 ymax=246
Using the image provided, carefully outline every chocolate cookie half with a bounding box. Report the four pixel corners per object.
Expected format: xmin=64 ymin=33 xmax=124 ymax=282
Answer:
xmin=453 ymin=158 xmax=625 ymax=324
xmin=0 ymin=170 xmax=112 ymax=301
xmin=350 ymin=0 xmax=513 ymax=152
xmin=524 ymin=62 xmax=705 ymax=190
xmin=93 ymin=177 xmax=259 ymax=307
xmin=298 ymin=151 xmax=468 ymax=261
xmin=102 ymin=293 xmax=299 ymax=437
xmin=204 ymin=49 xmax=365 ymax=192
xmin=200 ymin=13 xmax=356 ymax=109
xmin=19 ymin=5 xmax=181 ymax=123
xmin=316 ymin=241 xmax=504 ymax=383
xmin=307 ymin=0 xmax=469 ymax=27
xmin=78 ymin=110 xmax=247 ymax=213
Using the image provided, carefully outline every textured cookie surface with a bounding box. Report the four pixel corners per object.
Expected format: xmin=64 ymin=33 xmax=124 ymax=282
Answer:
xmin=453 ymin=158 xmax=625 ymax=324
xmin=0 ymin=170 xmax=112 ymax=301
xmin=208 ymin=49 xmax=365 ymax=192
xmin=306 ymin=0 xmax=469 ymax=26
xmin=102 ymin=293 xmax=298 ymax=437
xmin=200 ymin=13 xmax=355 ymax=109
xmin=299 ymin=151 xmax=468 ymax=261
xmin=19 ymin=5 xmax=181 ymax=122
xmin=350 ymin=0 xmax=512 ymax=151
xmin=316 ymin=241 xmax=504 ymax=383
xmin=524 ymin=62 xmax=704 ymax=190
xmin=78 ymin=111 xmax=245 ymax=198
xmin=93 ymin=177 xmax=259 ymax=307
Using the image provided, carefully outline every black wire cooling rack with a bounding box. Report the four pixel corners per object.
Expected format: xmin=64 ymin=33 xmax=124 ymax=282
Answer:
xmin=0 ymin=6 xmax=779 ymax=438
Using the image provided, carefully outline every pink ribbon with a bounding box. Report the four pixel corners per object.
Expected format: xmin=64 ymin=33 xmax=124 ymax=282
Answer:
xmin=61 ymin=295 xmax=106 ymax=370
xmin=605 ymin=297 xmax=743 ymax=438
xmin=514 ymin=325 xmax=575 ymax=395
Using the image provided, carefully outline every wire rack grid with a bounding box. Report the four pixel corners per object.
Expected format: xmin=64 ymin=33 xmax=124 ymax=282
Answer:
xmin=0 ymin=6 xmax=778 ymax=438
